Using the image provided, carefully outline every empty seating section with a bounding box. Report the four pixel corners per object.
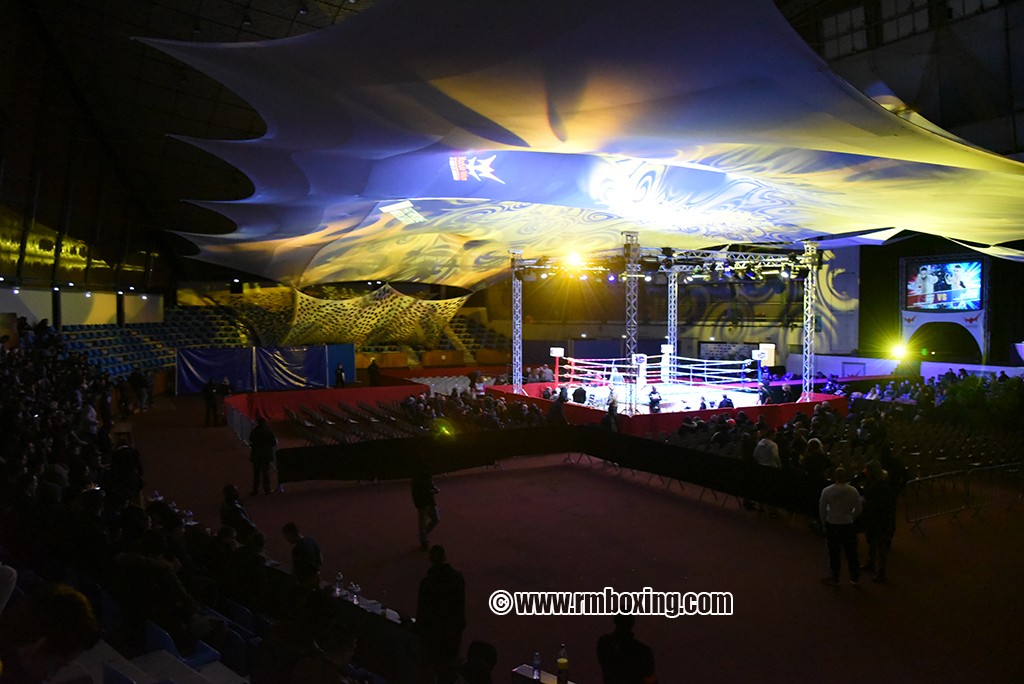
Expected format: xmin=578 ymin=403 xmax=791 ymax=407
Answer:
xmin=61 ymin=307 xmax=250 ymax=377
xmin=886 ymin=422 xmax=1024 ymax=476
xmin=445 ymin=315 xmax=510 ymax=352
xmin=61 ymin=309 xmax=506 ymax=378
xmin=409 ymin=375 xmax=472 ymax=396
xmin=283 ymin=400 xmax=430 ymax=446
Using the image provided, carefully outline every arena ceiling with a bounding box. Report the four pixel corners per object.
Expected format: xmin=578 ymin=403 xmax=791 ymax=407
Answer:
xmin=15 ymin=0 xmax=1024 ymax=291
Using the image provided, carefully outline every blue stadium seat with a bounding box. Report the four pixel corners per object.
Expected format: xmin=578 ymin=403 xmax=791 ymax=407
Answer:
xmin=144 ymin=620 xmax=220 ymax=670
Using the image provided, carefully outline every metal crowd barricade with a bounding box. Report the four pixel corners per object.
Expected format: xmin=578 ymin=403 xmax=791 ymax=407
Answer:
xmin=965 ymin=462 xmax=1023 ymax=516
xmin=902 ymin=462 xmax=1023 ymax=530
xmin=902 ymin=470 xmax=970 ymax=531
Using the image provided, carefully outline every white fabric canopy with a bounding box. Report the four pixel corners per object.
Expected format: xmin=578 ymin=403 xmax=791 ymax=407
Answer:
xmin=142 ymin=0 xmax=1024 ymax=289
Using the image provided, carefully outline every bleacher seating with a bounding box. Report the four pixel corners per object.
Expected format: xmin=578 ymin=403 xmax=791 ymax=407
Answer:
xmin=61 ymin=307 xmax=251 ymax=378
xmin=62 ymin=308 xmax=508 ymax=379
xmin=446 ymin=315 xmax=510 ymax=352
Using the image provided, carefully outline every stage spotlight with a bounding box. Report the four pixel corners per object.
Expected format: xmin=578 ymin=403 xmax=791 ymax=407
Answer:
xmin=579 ymin=274 xmax=588 ymax=281
xmin=891 ymin=343 xmax=907 ymax=359
xmin=540 ymin=272 xmax=549 ymax=279
xmin=640 ymin=256 xmax=662 ymax=270
xmin=607 ymin=274 xmax=617 ymax=283
xmin=644 ymin=275 xmax=652 ymax=282
xmin=514 ymin=269 xmax=536 ymax=282
xmin=565 ymin=253 xmax=584 ymax=269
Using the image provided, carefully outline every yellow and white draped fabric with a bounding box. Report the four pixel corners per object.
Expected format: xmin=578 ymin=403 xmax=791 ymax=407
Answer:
xmin=141 ymin=0 xmax=1024 ymax=289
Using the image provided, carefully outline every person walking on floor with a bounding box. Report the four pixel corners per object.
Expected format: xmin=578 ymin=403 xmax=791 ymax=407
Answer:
xmin=411 ymin=466 xmax=441 ymax=551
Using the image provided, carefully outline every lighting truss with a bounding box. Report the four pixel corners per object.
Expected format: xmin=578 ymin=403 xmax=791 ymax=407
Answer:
xmin=509 ymin=243 xmax=821 ymax=400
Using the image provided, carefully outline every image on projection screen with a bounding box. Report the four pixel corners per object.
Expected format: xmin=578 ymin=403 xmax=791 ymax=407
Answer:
xmin=904 ymin=259 xmax=982 ymax=311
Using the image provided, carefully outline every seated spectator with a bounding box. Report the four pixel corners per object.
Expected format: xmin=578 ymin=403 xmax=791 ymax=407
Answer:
xmin=251 ymin=591 xmax=338 ymax=684
xmin=282 ymin=522 xmax=322 ymax=587
xmin=0 ymin=583 xmax=99 ymax=684
xmin=112 ymin=543 xmax=221 ymax=655
xmin=208 ymin=525 xmax=241 ymax=587
xmin=227 ymin=532 xmax=271 ymax=612
xmin=104 ymin=433 xmax=144 ymax=505
xmin=220 ymin=484 xmax=259 ymax=545
xmin=287 ymin=620 xmax=360 ymax=684
xmin=0 ymin=563 xmax=16 ymax=619
xmin=456 ymin=640 xmax=498 ymax=684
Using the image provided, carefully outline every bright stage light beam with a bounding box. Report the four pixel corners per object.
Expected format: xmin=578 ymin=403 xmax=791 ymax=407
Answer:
xmin=891 ymin=343 xmax=907 ymax=359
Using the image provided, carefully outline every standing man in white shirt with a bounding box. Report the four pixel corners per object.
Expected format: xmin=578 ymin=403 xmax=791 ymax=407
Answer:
xmin=819 ymin=467 xmax=863 ymax=586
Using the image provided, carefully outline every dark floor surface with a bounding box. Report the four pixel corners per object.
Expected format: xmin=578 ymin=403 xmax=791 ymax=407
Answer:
xmin=132 ymin=395 xmax=1024 ymax=684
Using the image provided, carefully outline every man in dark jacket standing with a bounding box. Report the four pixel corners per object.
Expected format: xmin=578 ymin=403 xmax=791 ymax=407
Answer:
xmin=416 ymin=545 xmax=465 ymax=684
xmin=249 ymin=418 xmax=277 ymax=495
xmin=597 ymin=615 xmax=659 ymax=684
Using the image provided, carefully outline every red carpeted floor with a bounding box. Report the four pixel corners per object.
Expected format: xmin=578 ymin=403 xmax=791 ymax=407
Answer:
xmin=131 ymin=395 xmax=1024 ymax=684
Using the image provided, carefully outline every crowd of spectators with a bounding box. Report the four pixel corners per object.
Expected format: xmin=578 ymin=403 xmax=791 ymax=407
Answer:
xmin=2 ymin=318 xmax=1020 ymax=683
xmin=847 ymin=366 xmax=1024 ymax=429
xmin=0 ymin=326 xmax=407 ymax=683
xmin=0 ymin=322 xmax=511 ymax=684
xmin=398 ymin=390 xmax=551 ymax=432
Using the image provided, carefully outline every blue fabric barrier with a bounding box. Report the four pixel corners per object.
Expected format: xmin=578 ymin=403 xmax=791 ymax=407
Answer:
xmin=176 ymin=348 xmax=255 ymax=395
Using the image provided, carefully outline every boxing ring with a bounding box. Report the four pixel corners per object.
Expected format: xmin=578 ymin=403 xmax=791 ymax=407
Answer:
xmin=558 ymin=354 xmax=761 ymax=415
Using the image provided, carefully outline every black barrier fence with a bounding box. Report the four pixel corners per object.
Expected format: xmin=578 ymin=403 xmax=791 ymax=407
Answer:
xmin=273 ymin=432 xmax=1019 ymax=682
xmin=276 ymin=427 xmax=827 ymax=518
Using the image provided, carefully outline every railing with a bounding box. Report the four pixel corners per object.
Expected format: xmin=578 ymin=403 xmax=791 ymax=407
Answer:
xmin=903 ymin=462 xmax=1022 ymax=531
